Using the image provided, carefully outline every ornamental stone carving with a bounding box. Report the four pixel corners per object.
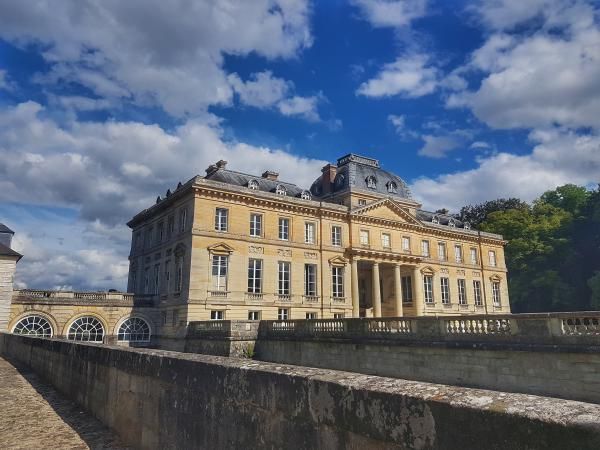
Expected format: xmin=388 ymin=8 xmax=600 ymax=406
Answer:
xmin=277 ymin=249 xmax=292 ymax=257
xmin=249 ymin=246 xmax=264 ymax=254
xmin=304 ymin=252 xmax=318 ymax=259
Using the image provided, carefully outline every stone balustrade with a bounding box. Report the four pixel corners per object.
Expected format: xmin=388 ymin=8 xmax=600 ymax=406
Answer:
xmin=256 ymin=312 xmax=600 ymax=347
xmin=13 ymin=289 xmax=149 ymax=305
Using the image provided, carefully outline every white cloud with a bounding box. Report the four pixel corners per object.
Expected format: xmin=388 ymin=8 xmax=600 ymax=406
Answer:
xmin=357 ymin=54 xmax=439 ymax=98
xmin=418 ymin=135 xmax=465 ymax=158
xmin=0 ymin=0 xmax=312 ymax=117
xmin=411 ymin=128 xmax=600 ymax=211
xmin=0 ymin=102 xmax=327 ymax=290
xmin=351 ymin=0 xmax=428 ymax=28
xmin=388 ymin=114 xmax=419 ymax=139
xmin=449 ymin=0 xmax=600 ymax=130
xmin=228 ymin=71 xmax=322 ymax=120
xmin=470 ymin=141 xmax=491 ymax=149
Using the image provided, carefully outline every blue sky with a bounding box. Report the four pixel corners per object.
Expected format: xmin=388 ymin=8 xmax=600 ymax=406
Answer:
xmin=0 ymin=0 xmax=599 ymax=290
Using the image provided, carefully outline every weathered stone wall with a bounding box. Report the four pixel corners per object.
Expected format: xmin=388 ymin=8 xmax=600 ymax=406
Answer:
xmin=0 ymin=259 xmax=17 ymax=331
xmin=3 ymin=332 xmax=600 ymax=450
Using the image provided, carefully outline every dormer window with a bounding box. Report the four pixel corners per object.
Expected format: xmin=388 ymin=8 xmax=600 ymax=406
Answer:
xmin=248 ymin=179 xmax=259 ymax=190
xmin=464 ymin=222 xmax=471 ymax=230
xmin=448 ymin=218 xmax=456 ymax=227
xmin=366 ymin=176 xmax=377 ymax=189
xmin=387 ymin=181 xmax=397 ymax=193
xmin=300 ymin=190 xmax=311 ymax=200
xmin=431 ymin=215 xmax=439 ymax=224
xmin=276 ymin=184 xmax=287 ymax=196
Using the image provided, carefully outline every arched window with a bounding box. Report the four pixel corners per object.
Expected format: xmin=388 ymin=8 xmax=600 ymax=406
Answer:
xmin=366 ymin=176 xmax=377 ymax=189
xmin=431 ymin=215 xmax=439 ymax=224
xmin=448 ymin=218 xmax=456 ymax=227
xmin=67 ymin=316 xmax=105 ymax=342
xmin=275 ymin=184 xmax=287 ymax=196
xmin=300 ymin=190 xmax=311 ymax=200
xmin=464 ymin=222 xmax=471 ymax=230
xmin=248 ymin=179 xmax=259 ymax=190
xmin=387 ymin=181 xmax=397 ymax=193
xmin=13 ymin=315 xmax=53 ymax=338
xmin=117 ymin=317 xmax=151 ymax=342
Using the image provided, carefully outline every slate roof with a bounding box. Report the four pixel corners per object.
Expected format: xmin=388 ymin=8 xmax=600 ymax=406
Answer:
xmin=310 ymin=153 xmax=412 ymax=200
xmin=0 ymin=223 xmax=14 ymax=234
xmin=0 ymin=242 xmax=22 ymax=260
xmin=205 ymin=168 xmax=311 ymax=198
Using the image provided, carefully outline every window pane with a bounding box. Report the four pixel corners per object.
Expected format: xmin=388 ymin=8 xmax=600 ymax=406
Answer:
xmin=304 ymin=264 xmax=317 ymax=296
xmin=247 ymin=259 xmax=262 ymax=293
xmin=279 ymin=218 xmax=289 ymax=240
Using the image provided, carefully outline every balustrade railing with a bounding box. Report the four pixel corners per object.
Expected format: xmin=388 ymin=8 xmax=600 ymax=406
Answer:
xmin=15 ymin=289 xmax=138 ymax=303
xmin=445 ymin=318 xmax=511 ymax=335
xmin=368 ymin=319 xmax=412 ymax=334
xmin=561 ymin=316 xmax=600 ymax=336
xmin=208 ymin=290 xmax=229 ymax=298
xmin=245 ymin=292 xmax=264 ymax=301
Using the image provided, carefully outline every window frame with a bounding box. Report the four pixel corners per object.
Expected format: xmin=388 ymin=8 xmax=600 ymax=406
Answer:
xmin=401 ymin=276 xmax=413 ymax=304
xmin=304 ymin=221 xmax=316 ymax=244
xmin=359 ymin=229 xmax=370 ymax=246
xmin=438 ymin=242 xmax=447 ymax=261
xmin=440 ymin=277 xmax=451 ymax=304
xmin=247 ymin=258 xmax=263 ymax=294
xmin=304 ymin=264 xmax=317 ymax=296
xmin=248 ymin=311 xmax=261 ymax=321
xmin=492 ymin=281 xmax=502 ymax=306
xmin=215 ymin=208 xmax=229 ymax=232
xmin=457 ymin=279 xmax=467 ymax=305
xmin=331 ymin=266 xmax=344 ymax=298
xmin=402 ymin=236 xmax=411 ymax=252
xmin=210 ymin=310 xmax=225 ymax=320
xmin=473 ymin=280 xmax=483 ymax=306
xmin=211 ymin=255 xmax=229 ymax=291
xmin=421 ymin=240 xmax=430 ymax=257
xmin=470 ymin=247 xmax=478 ymax=265
xmin=489 ymin=250 xmax=497 ymax=267
xmin=423 ymin=275 xmax=434 ymax=304
xmin=250 ymin=213 xmax=263 ymax=237
xmin=278 ymin=217 xmax=290 ymax=241
xmin=455 ymin=244 xmax=463 ymax=263
xmin=277 ymin=308 xmax=289 ymax=320
xmin=278 ymin=261 xmax=291 ymax=295
xmin=381 ymin=232 xmax=391 ymax=249
xmin=331 ymin=225 xmax=342 ymax=247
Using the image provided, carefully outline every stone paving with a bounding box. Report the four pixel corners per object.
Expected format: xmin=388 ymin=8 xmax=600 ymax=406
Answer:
xmin=0 ymin=357 xmax=128 ymax=449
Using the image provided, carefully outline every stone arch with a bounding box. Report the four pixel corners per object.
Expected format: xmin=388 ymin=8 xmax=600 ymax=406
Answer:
xmin=10 ymin=310 xmax=58 ymax=338
xmin=62 ymin=311 xmax=109 ymax=338
xmin=113 ymin=312 xmax=154 ymax=337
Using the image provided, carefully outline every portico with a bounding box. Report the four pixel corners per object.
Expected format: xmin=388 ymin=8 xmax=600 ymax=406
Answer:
xmin=348 ymin=249 xmax=423 ymax=318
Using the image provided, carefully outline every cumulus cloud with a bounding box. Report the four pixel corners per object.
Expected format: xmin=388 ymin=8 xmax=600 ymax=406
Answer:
xmin=388 ymin=114 xmax=419 ymax=139
xmin=0 ymin=102 xmax=327 ymax=289
xmin=357 ymin=54 xmax=439 ymax=98
xmin=411 ymin=128 xmax=600 ymax=211
xmin=0 ymin=0 xmax=312 ymax=117
xmin=228 ymin=71 xmax=321 ymax=120
xmin=351 ymin=0 xmax=428 ymax=28
xmin=449 ymin=0 xmax=600 ymax=130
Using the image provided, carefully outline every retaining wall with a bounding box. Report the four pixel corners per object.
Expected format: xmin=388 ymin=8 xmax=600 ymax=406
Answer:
xmin=3 ymin=332 xmax=600 ymax=449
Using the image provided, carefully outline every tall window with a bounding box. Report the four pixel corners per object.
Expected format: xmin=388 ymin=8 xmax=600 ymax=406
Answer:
xmin=167 ymin=215 xmax=174 ymax=237
xmin=304 ymin=264 xmax=317 ymax=296
xmin=331 ymin=225 xmax=342 ymax=246
xmin=279 ymin=217 xmax=290 ymax=240
xmin=440 ymin=277 xmax=451 ymax=304
xmin=438 ymin=242 xmax=447 ymax=261
xmin=492 ymin=281 xmax=501 ymax=306
xmin=332 ymin=267 xmax=344 ymax=298
xmin=381 ymin=233 xmax=391 ymax=249
xmin=455 ymin=245 xmax=463 ymax=263
xmin=212 ymin=255 xmax=228 ymax=291
xmin=402 ymin=236 xmax=411 ymax=252
xmin=157 ymin=222 xmax=164 ymax=243
xmin=179 ymin=208 xmax=187 ymax=232
xmin=457 ymin=279 xmax=467 ymax=305
xmin=278 ymin=261 xmax=291 ymax=295
xmin=489 ymin=250 xmax=497 ymax=267
xmin=175 ymin=258 xmax=183 ymax=292
xmin=473 ymin=280 xmax=483 ymax=306
xmin=422 ymin=240 xmax=430 ymax=257
xmin=278 ymin=308 xmax=289 ymax=320
xmin=470 ymin=248 xmax=478 ymax=265
xmin=250 ymin=213 xmax=262 ymax=237
xmin=247 ymin=259 xmax=263 ymax=293
xmin=358 ymin=199 xmax=367 ymax=206
xmin=164 ymin=260 xmax=171 ymax=293
xmin=423 ymin=275 xmax=434 ymax=303
xmin=401 ymin=276 xmax=413 ymax=304
xmin=211 ymin=310 xmax=224 ymax=320
xmin=305 ymin=222 xmax=316 ymax=244
xmin=360 ymin=229 xmax=370 ymax=246
xmin=215 ymin=208 xmax=228 ymax=232
xmin=153 ymin=264 xmax=160 ymax=295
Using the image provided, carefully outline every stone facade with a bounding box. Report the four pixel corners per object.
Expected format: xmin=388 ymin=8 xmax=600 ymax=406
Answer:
xmin=0 ymin=224 xmax=21 ymax=332
xmin=126 ymin=153 xmax=509 ymax=341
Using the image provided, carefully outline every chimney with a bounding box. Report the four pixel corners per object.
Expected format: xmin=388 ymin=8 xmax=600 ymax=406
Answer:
xmin=262 ymin=170 xmax=279 ymax=181
xmin=321 ymin=163 xmax=337 ymax=195
xmin=205 ymin=160 xmax=228 ymax=177
xmin=216 ymin=160 xmax=227 ymax=169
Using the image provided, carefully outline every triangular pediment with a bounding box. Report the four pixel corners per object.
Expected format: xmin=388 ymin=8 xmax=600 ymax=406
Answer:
xmin=351 ymin=198 xmax=421 ymax=225
xmin=207 ymin=242 xmax=235 ymax=254
xmin=328 ymin=255 xmax=349 ymax=266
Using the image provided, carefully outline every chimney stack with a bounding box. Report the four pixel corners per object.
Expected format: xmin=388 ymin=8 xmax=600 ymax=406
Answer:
xmin=262 ymin=170 xmax=279 ymax=181
xmin=321 ymin=163 xmax=337 ymax=195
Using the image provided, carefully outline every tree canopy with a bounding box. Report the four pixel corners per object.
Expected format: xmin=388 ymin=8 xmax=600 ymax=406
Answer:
xmin=461 ymin=184 xmax=600 ymax=313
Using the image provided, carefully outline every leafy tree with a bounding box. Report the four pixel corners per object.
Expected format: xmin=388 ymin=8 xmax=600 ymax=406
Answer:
xmin=459 ymin=198 xmax=529 ymax=228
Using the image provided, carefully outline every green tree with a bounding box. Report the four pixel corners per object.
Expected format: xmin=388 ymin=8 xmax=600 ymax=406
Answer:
xmin=459 ymin=198 xmax=529 ymax=228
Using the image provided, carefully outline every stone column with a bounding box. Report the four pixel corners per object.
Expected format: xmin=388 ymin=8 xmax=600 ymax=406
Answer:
xmin=351 ymin=258 xmax=360 ymax=318
xmin=394 ymin=264 xmax=403 ymax=317
xmin=372 ymin=262 xmax=382 ymax=317
xmin=413 ymin=266 xmax=424 ymax=316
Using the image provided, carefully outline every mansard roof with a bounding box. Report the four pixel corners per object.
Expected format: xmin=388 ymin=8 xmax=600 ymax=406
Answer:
xmin=204 ymin=166 xmax=309 ymax=199
xmin=0 ymin=223 xmax=14 ymax=234
xmin=0 ymin=242 xmax=22 ymax=261
xmin=310 ymin=153 xmax=412 ymax=200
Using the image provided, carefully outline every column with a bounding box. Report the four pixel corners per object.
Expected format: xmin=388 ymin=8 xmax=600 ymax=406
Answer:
xmin=394 ymin=264 xmax=403 ymax=317
xmin=351 ymin=258 xmax=360 ymax=318
xmin=412 ymin=266 xmax=424 ymax=316
xmin=372 ymin=262 xmax=382 ymax=317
